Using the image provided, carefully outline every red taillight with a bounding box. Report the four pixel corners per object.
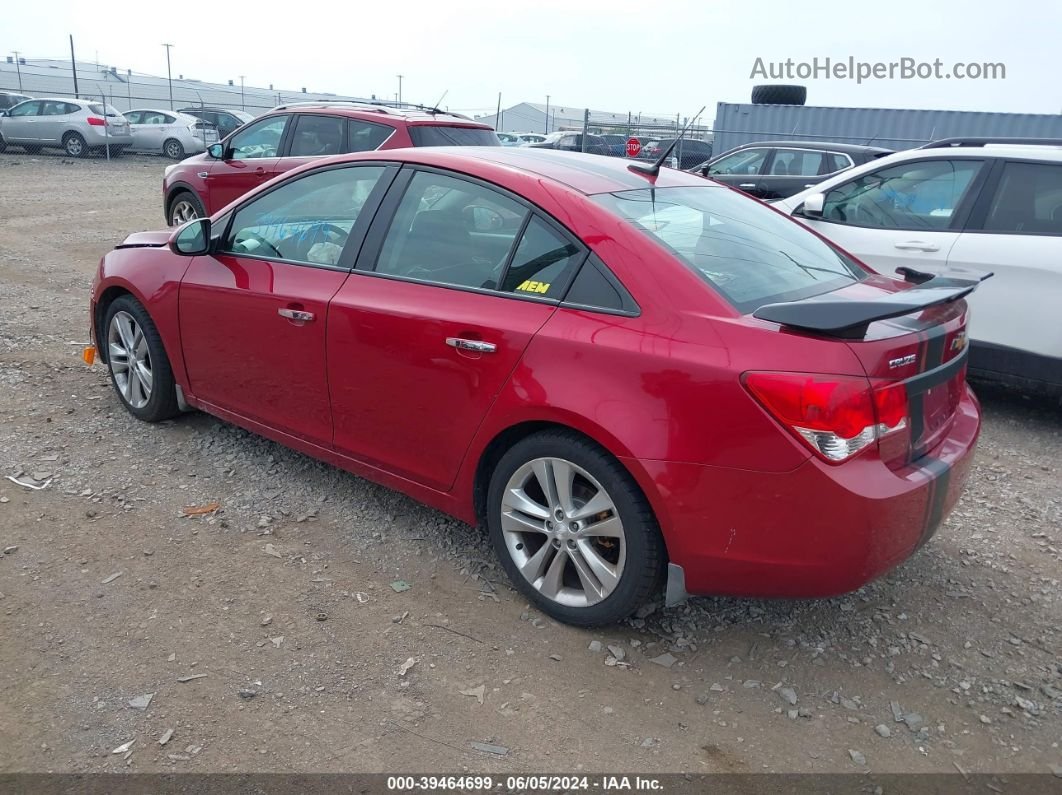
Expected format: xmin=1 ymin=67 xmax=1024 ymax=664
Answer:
xmin=87 ymin=116 xmax=106 ymax=126
xmin=744 ymin=372 xmax=909 ymax=464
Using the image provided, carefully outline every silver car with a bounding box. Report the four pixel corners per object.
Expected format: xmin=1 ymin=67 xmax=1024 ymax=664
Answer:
xmin=125 ymin=108 xmax=219 ymax=160
xmin=0 ymin=97 xmax=133 ymax=157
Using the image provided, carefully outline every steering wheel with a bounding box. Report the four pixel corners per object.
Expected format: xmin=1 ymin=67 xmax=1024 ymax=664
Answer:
xmin=236 ymin=231 xmax=282 ymax=258
xmin=283 ymin=223 xmax=348 ymax=262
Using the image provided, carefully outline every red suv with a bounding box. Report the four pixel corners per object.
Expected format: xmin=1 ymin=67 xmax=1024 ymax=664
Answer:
xmin=162 ymin=102 xmax=499 ymax=226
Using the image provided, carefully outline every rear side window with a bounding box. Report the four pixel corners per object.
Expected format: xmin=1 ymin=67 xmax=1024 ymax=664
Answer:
xmin=594 ymin=186 xmax=866 ymax=313
xmin=982 ymin=162 xmax=1062 ymax=235
xmin=501 ymin=217 xmax=585 ymax=299
xmin=407 ymin=126 xmax=501 ymax=147
xmin=563 ymin=255 xmax=638 ymax=314
xmin=289 ymin=114 xmax=346 ymax=157
xmin=825 ymin=152 xmax=853 ymax=172
xmin=769 ymin=149 xmax=826 ymax=177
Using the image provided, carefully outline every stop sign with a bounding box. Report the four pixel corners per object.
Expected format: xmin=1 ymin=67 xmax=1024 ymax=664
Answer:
xmin=626 ymin=137 xmax=641 ymax=158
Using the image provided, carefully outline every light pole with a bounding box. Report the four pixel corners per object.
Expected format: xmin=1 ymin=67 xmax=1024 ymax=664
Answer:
xmin=239 ymin=75 xmax=245 ymax=110
xmin=397 ymin=74 xmax=403 ymax=105
xmin=544 ymin=94 xmax=550 ymax=133
xmin=162 ymin=43 xmax=174 ymax=109
xmin=11 ymin=50 xmax=22 ymax=91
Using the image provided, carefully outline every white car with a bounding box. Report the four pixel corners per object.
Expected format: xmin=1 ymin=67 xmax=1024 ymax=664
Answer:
xmin=124 ymin=108 xmax=219 ymax=160
xmin=772 ymin=138 xmax=1062 ymax=396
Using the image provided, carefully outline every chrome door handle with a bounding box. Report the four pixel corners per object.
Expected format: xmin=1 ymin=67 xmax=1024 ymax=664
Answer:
xmin=895 ymin=241 xmax=940 ymax=252
xmin=278 ymin=308 xmax=314 ymax=322
xmin=446 ymin=337 xmax=496 ymax=353
xmin=739 ymin=183 xmax=756 ymax=188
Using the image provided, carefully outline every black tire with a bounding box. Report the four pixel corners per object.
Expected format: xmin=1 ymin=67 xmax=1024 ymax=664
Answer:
xmin=167 ymin=190 xmax=205 ymax=227
xmin=487 ymin=430 xmax=666 ymax=626
xmin=0 ymin=136 xmax=6 ymax=154
xmin=102 ymin=295 xmax=180 ymax=423
xmin=751 ymin=84 xmax=807 ymax=105
xmin=63 ymin=132 xmax=88 ymax=158
xmin=107 ymin=146 xmax=126 ymax=158
xmin=163 ymin=138 xmax=185 ymax=160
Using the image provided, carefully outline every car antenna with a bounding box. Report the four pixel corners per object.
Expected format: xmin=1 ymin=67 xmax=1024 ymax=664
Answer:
xmin=429 ymin=90 xmax=448 ymax=114
xmin=628 ymin=106 xmax=706 ymax=179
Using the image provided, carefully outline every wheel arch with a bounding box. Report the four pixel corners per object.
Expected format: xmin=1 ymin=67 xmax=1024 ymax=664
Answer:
xmin=93 ymin=286 xmax=136 ymax=362
xmin=164 ymin=182 xmax=201 ymax=217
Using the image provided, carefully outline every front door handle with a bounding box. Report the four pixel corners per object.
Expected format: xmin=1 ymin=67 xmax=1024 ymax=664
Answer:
xmin=278 ymin=308 xmax=314 ymax=322
xmin=895 ymin=241 xmax=940 ymax=252
xmin=739 ymin=183 xmax=757 ymax=188
xmin=446 ymin=337 xmax=496 ymax=354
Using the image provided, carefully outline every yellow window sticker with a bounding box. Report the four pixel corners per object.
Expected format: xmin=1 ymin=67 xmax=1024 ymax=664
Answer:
xmin=516 ymin=280 xmax=551 ymax=294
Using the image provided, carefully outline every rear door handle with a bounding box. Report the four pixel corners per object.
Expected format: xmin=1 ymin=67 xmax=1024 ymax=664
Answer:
xmin=446 ymin=337 xmax=496 ymax=353
xmin=895 ymin=241 xmax=940 ymax=252
xmin=739 ymin=183 xmax=757 ymax=188
xmin=278 ymin=308 xmax=314 ymax=322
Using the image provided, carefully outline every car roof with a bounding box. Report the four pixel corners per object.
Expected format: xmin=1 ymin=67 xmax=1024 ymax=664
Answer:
xmin=865 ymin=143 xmax=1062 ymax=166
xmin=724 ymin=140 xmax=894 ymax=155
xmin=341 ymin=147 xmax=713 ymax=195
xmin=128 ymin=108 xmax=183 ymax=115
xmin=270 ymin=102 xmax=491 ymax=128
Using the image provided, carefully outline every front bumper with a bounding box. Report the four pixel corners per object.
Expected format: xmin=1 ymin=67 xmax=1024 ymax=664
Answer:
xmin=638 ymin=386 xmax=981 ymax=600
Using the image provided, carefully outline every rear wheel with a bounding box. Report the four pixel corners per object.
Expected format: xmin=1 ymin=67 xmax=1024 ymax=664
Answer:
xmin=63 ymin=132 xmax=87 ymax=158
xmin=164 ymin=139 xmax=185 ymax=160
xmin=168 ymin=191 xmax=205 ymax=226
xmin=487 ymin=431 xmax=665 ymax=626
xmin=0 ymin=135 xmax=6 ymax=154
xmin=103 ymin=295 xmax=180 ymax=423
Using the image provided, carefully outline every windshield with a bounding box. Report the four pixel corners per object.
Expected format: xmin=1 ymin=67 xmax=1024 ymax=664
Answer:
xmin=407 ymin=126 xmax=500 ymax=147
xmin=595 ymin=186 xmax=867 ymax=312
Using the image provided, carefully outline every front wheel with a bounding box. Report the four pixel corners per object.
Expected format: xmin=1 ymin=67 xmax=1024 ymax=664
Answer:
xmin=103 ymin=296 xmax=180 ymax=422
xmin=487 ymin=431 xmax=665 ymax=626
xmin=168 ymin=191 xmax=205 ymax=226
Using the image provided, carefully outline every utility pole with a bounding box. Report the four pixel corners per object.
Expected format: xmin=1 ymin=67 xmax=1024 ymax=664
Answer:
xmin=68 ymin=38 xmax=79 ymax=97
xmin=11 ymin=50 xmax=24 ymax=91
xmin=239 ymin=75 xmax=245 ymax=110
xmin=397 ymin=74 xmax=403 ymax=105
xmin=162 ymin=43 xmax=174 ymax=109
xmin=581 ymin=108 xmax=590 ymax=152
xmin=496 ymin=92 xmax=502 ymax=131
xmin=544 ymin=94 xmax=550 ymax=133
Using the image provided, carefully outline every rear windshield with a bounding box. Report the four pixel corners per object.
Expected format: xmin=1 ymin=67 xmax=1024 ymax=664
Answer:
xmin=88 ymin=103 xmax=122 ymax=117
xmin=595 ymin=186 xmax=867 ymax=313
xmin=408 ymin=126 xmax=500 ymax=147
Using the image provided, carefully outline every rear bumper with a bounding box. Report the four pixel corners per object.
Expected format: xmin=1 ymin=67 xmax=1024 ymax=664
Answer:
xmin=85 ymin=129 xmax=134 ymax=147
xmin=635 ymin=385 xmax=981 ymax=599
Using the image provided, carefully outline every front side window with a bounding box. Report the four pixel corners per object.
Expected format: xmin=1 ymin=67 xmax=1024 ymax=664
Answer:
xmin=822 ymin=159 xmax=982 ymax=230
xmin=347 ymin=119 xmax=392 ymax=152
xmin=222 ymin=166 xmax=387 ymax=266
xmin=708 ymin=148 xmax=768 ymax=176
xmin=982 ymin=162 xmax=1062 ymax=235
xmin=228 ymin=116 xmax=288 ymax=160
xmin=769 ymin=149 xmax=826 ymax=176
xmin=374 ymin=171 xmax=528 ymax=290
xmin=7 ymin=101 xmax=41 ymax=117
xmin=595 ymin=186 xmax=866 ymax=313
xmin=288 ymin=114 xmax=345 ymax=157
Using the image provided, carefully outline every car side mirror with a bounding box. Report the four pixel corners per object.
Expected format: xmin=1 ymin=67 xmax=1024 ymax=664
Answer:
xmin=171 ymin=218 xmax=212 ymax=256
xmin=798 ymin=192 xmax=826 ymax=218
xmin=207 ymin=143 xmax=224 ymax=159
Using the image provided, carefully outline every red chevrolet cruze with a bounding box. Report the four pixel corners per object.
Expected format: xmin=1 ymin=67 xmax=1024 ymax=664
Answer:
xmin=90 ymin=147 xmax=983 ymax=626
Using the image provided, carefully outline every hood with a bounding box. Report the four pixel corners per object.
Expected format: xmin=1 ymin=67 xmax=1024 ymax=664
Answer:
xmin=115 ymin=230 xmax=173 ymax=249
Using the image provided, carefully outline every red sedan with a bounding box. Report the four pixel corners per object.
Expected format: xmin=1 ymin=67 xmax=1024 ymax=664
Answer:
xmin=89 ymin=147 xmax=983 ymax=626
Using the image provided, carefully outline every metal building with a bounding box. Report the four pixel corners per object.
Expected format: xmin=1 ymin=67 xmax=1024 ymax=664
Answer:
xmin=712 ymin=102 xmax=1062 ymax=153
xmin=475 ymin=103 xmax=677 ymax=135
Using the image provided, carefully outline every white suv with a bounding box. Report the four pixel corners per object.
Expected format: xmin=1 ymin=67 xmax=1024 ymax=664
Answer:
xmin=773 ymin=138 xmax=1062 ymax=396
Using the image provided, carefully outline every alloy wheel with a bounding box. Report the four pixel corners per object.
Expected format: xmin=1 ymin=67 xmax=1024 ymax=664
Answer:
xmin=500 ymin=457 xmax=626 ymax=608
xmin=170 ymin=199 xmax=198 ymax=225
xmin=107 ymin=310 xmax=153 ymax=409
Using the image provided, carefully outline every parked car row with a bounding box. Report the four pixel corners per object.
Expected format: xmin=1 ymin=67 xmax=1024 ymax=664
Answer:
xmin=0 ymin=95 xmax=248 ymax=159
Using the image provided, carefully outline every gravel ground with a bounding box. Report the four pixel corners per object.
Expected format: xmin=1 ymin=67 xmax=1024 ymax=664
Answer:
xmin=0 ymin=153 xmax=1059 ymax=778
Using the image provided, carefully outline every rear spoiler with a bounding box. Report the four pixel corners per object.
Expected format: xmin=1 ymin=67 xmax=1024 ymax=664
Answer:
xmin=753 ymin=267 xmax=993 ymax=339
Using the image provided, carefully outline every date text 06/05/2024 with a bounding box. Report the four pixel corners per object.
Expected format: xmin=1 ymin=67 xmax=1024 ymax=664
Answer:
xmin=386 ymin=775 xmax=664 ymax=791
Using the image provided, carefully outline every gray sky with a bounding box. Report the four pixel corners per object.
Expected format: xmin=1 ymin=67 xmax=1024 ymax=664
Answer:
xmin=6 ymin=0 xmax=1059 ymax=119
